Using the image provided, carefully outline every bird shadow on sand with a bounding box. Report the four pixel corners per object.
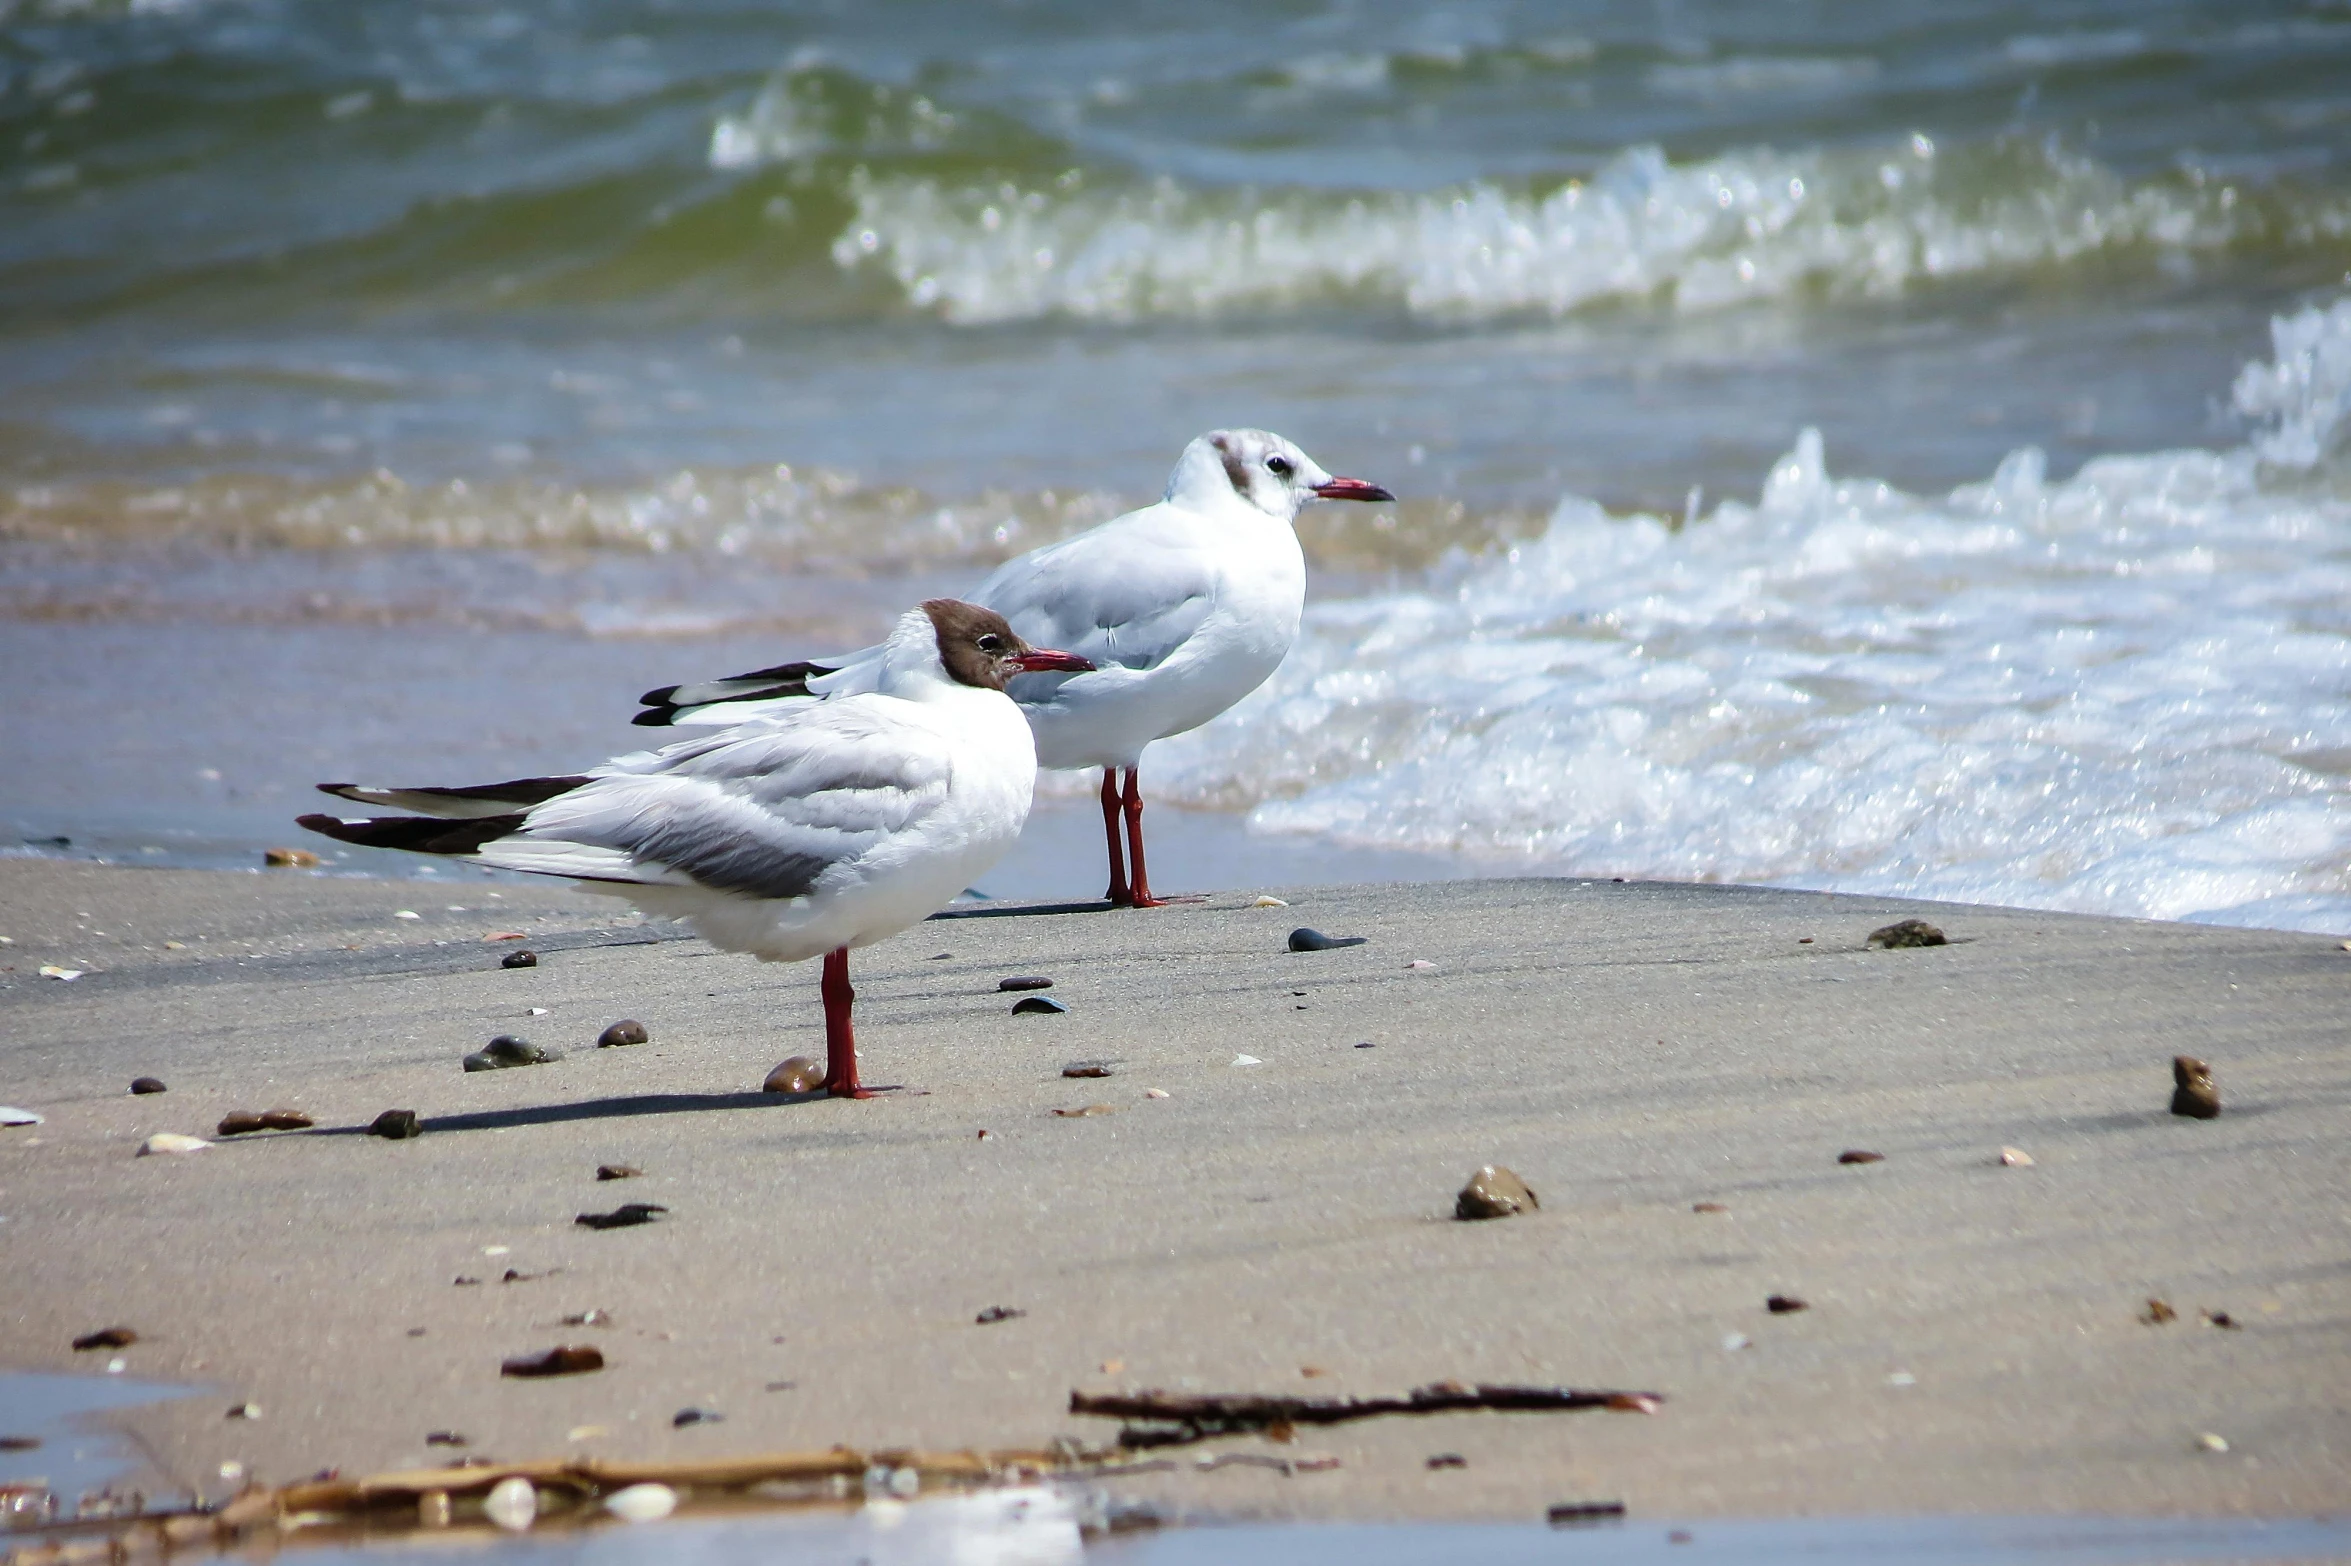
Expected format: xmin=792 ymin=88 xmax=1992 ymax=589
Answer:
xmin=931 ymin=899 xmax=1115 ymax=920
xmin=307 ymin=1092 xmax=805 ymax=1136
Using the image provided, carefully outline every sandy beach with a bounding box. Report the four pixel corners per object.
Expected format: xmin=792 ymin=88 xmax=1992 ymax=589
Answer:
xmin=1 ymin=856 xmax=2345 ymax=1524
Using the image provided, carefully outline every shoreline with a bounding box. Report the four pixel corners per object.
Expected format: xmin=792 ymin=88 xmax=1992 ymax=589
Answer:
xmin=2 ymin=858 xmax=2346 ymax=1522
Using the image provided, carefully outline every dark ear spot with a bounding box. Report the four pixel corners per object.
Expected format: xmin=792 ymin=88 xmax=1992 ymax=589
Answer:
xmin=1212 ymin=433 xmax=1251 ymax=497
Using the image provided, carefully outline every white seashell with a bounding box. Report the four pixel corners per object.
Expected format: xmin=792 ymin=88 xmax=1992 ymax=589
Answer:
xmin=1145 ymin=1088 xmax=1170 ymax=1099
xmin=483 ymin=1476 xmax=537 ymax=1532
xmin=39 ymin=965 xmax=83 ymax=981
xmin=1 ymin=1106 xmax=43 ymax=1127
xmin=1721 ymin=1333 xmax=1750 ymax=1352
xmin=1251 ymin=895 xmax=1289 ymax=908
xmin=393 ymin=910 xmax=422 ymax=921
xmin=1229 ymin=1054 xmax=1262 ymax=1067
xmin=603 ymin=1483 xmax=676 ymax=1523
xmin=2197 ymin=1432 xmax=2229 ymax=1453
xmin=1887 ymin=1371 xmax=1916 ymax=1387
xmin=1405 ymin=959 xmax=1436 ymax=969
xmin=1999 ymin=1146 xmax=2034 ymax=1166
xmin=139 ymin=1133 xmax=210 ymax=1156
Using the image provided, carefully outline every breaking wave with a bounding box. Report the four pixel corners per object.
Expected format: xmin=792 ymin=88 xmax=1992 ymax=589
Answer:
xmin=1140 ymin=296 xmax=2351 ymax=933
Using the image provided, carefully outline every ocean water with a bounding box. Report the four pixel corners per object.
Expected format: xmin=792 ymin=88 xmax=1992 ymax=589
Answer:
xmin=3 ymin=0 xmax=2350 ymax=931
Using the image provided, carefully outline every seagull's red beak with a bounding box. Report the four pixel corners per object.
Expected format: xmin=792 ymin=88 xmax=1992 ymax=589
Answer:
xmin=1312 ymin=476 xmax=1395 ymax=502
xmin=1007 ymin=648 xmax=1095 ymax=673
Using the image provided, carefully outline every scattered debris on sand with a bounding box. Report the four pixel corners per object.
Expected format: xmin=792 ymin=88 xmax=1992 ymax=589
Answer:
xmin=1867 ymin=919 xmax=1946 ymax=949
xmin=1070 ymin=1381 xmax=1662 ymax=1448
xmin=1455 ymin=1165 xmax=1538 ymax=1220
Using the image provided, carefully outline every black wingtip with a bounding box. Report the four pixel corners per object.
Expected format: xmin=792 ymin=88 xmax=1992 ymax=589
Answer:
xmin=296 ymin=811 xmax=526 ymax=855
xmin=638 ymin=685 xmax=680 ymax=706
xmin=631 ymin=708 xmax=678 ymax=728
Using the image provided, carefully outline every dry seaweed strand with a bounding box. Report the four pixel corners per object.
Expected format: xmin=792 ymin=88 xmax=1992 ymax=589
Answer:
xmin=1070 ymin=1381 xmax=1664 ymax=1448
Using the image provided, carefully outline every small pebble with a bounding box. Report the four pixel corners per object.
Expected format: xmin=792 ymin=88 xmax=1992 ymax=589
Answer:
xmin=562 ymin=1309 xmax=614 ymax=1327
xmin=2141 ymin=1298 xmax=2178 ymax=1325
xmin=975 ymin=1306 xmax=1026 ymax=1324
xmin=604 ymin=1483 xmax=677 ymax=1524
xmin=762 ymin=1056 xmax=823 ymax=1094
xmin=1887 ymin=1371 xmax=1916 ymax=1387
xmin=0 ymin=1437 xmax=39 ymax=1452
xmin=526 ymin=1006 xmax=549 ymax=1016
xmin=576 ymin=1202 xmax=666 ymax=1230
xmin=1062 ymin=1060 xmax=1114 ymax=1078
xmin=2171 ymin=1055 xmax=2221 ymax=1119
xmin=1012 ymin=995 xmax=1068 ymax=1015
xmin=1052 ymin=1105 xmax=1115 ymax=1118
xmin=596 ymin=1164 xmax=642 ymax=1181
xmin=217 ymin=1110 xmax=268 ymax=1136
xmin=393 ymin=910 xmax=421 ymax=921
xmin=1548 ymin=1502 xmax=1627 ymax=1525
xmin=500 ymin=1346 xmax=604 ymax=1378
xmin=998 ymin=976 xmax=1053 ymax=992
xmin=1766 ymin=1295 xmax=1808 ymax=1314
xmin=2197 ymin=1432 xmax=2230 ymax=1453
xmin=1288 ymin=927 xmax=1366 ymax=952
xmin=2202 ymin=1309 xmax=2240 ymax=1330
xmin=483 ymin=1476 xmax=537 ymax=1532
xmin=1999 ymin=1146 xmax=2034 ymax=1167
xmin=1405 ymin=959 xmax=1436 ymax=969
xmin=370 ymin=1109 xmax=423 ymax=1139
xmin=38 ymin=965 xmax=82 ymax=981
xmin=129 ymin=1078 xmax=166 ymax=1096
xmin=1145 ymin=1088 xmax=1170 ymax=1099
xmin=500 ymin=949 xmax=537 ymax=969
xmin=1867 ymin=918 xmax=1946 ymax=948
xmin=225 ymin=1403 xmax=260 ymax=1420
xmin=1837 ymin=1150 xmax=1885 ymax=1165
xmin=72 ymin=1327 xmax=137 ymax=1351
xmin=1426 ymin=1453 xmax=1467 ymax=1469
xmin=1230 ymin=1053 xmax=1262 ymax=1067
xmin=1722 ymin=1333 xmax=1750 ymax=1352
xmin=138 ymin=1132 xmax=209 ymax=1156
xmin=1455 ymin=1164 xmax=1538 ymax=1221
xmin=672 ymin=1408 xmax=723 ymax=1428
xmin=1692 ymin=1202 xmax=1728 ymax=1214
xmin=425 ymin=1431 xmax=467 ymax=1447
xmin=263 ymin=847 xmax=320 ymax=869
xmin=464 ymin=1034 xmax=559 ymax=1072
xmin=598 ymin=1020 xmax=649 ymax=1048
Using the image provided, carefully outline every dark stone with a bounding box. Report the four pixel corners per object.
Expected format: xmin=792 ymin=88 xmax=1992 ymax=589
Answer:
xmin=596 ymin=1164 xmax=642 ymax=1181
xmin=763 ymin=1056 xmax=823 ymax=1094
xmin=1426 ymin=1453 xmax=1467 ymax=1469
xmin=1692 ymin=1202 xmax=1728 ymax=1213
xmin=260 ymin=1108 xmax=313 ymax=1130
xmin=369 ymin=1109 xmax=423 ymax=1139
xmin=1456 ymin=1165 xmax=1538 ymax=1220
xmin=216 ymin=1110 xmax=268 ymax=1136
xmin=500 ymin=949 xmax=538 ymax=969
xmin=1867 ymin=918 xmax=1947 ymax=948
xmin=576 ymin=1202 xmax=666 ymax=1230
xmin=974 ymin=1306 xmax=1026 ymax=1324
xmin=1837 ymin=1150 xmax=1884 ymax=1165
xmin=1548 ymin=1502 xmax=1628 ymax=1526
xmin=598 ymin=1019 xmax=649 ymax=1047
xmin=1289 ymin=928 xmax=1368 ymax=952
xmin=72 ymin=1326 xmax=137 ymax=1352
xmin=672 ymin=1408 xmax=724 ymax=1427
xmin=2171 ymin=1055 xmax=2221 ymax=1119
xmin=465 ymin=1035 xmax=559 ymax=1071
xmin=1766 ymin=1295 xmax=1808 ymax=1314
xmin=998 ymin=976 xmax=1054 ymax=992
xmin=1062 ymin=1061 xmax=1114 ymax=1078
xmin=500 ymin=1345 xmax=603 ymax=1378
xmin=0 ymin=1437 xmax=40 ymax=1452
xmin=129 ymin=1078 xmax=166 ymax=1096
xmin=1013 ymin=995 xmax=1068 ymax=1014
xmin=425 ymin=1431 xmax=468 ymax=1447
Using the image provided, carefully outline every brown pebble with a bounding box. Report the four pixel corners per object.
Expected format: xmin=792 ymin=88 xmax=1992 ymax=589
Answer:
xmin=1692 ymin=1201 xmax=1728 ymax=1213
xmin=762 ymin=1056 xmax=823 ymax=1094
xmin=500 ymin=949 xmax=538 ymax=969
xmin=1837 ymin=1149 xmax=1885 ymax=1164
xmin=2141 ymin=1298 xmax=2178 ymax=1325
xmin=216 ymin=1110 xmax=268 ymax=1136
xmin=1052 ymin=1104 xmax=1115 ymax=1117
xmin=1455 ymin=1164 xmax=1538 ymax=1220
xmin=1867 ymin=918 xmax=1947 ymax=948
xmin=129 ymin=1077 xmax=166 ymax=1095
xmin=72 ymin=1326 xmax=137 ymax=1351
xmin=0 ymin=1437 xmax=39 ymax=1452
xmin=596 ymin=1164 xmax=642 ymax=1181
xmin=2201 ymin=1309 xmax=2240 ymax=1330
xmin=500 ymin=1345 xmax=603 ymax=1378
xmin=998 ymin=976 xmax=1053 ymax=992
xmin=425 ymin=1431 xmax=468 ymax=1448
xmin=1426 ymin=1453 xmax=1468 ymax=1470
xmin=975 ymin=1305 xmax=1026 ymax=1324
xmin=576 ymin=1202 xmax=665 ymax=1230
xmin=1548 ymin=1502 xmax=1628 ymax=1525
xmin=1062 ymin=1061 xmax=1114 ymax=1078
xmin=1766 ymin=1294 xmax=1808 ymax=1314
xmin=260 ymin=1108 xmax=313 ymax=1131
xmin=2171 ymin=1055 xmax=2220 ymax=1119
xmin=369 ymin=1109 xmax=423 ymax=1139
xmin=1264 ymin=1419 xmax=1296 ymax=1443
xmin=263 ymin=847 xmax=321 ymax=869
xmin=598 ymin=1020 xmax=649 ymax=1048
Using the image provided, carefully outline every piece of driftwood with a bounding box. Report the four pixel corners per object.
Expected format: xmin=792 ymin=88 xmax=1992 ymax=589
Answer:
xmin=1070 ymin=1381 xmax=1664 ymax=1447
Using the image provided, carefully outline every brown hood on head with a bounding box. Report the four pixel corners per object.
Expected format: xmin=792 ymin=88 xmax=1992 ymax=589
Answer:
xmin=920 ymin=599 xmax=1094 ymax=690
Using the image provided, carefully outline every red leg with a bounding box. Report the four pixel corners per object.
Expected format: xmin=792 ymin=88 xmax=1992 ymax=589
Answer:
xmin=1100 ymin=767 xmax=1132 ymax=906
xmin=1121 ymin=766 xmax=1174 ymax=909
xmin=820 ymin=947 xmax=873 ymax=1098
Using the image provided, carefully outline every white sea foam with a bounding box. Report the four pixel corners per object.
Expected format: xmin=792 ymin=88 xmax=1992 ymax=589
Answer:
xmin=833 ymin=138 xmax=2324 ymax=325
xmin=1138 ymin=298 xmax=2351 ymax=933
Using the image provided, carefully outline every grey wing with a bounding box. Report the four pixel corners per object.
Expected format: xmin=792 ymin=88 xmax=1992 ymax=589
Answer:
xmin=492 ymin=702 xmax=953 ymax=898
xmin=977 ymin=527 xmax=1216 ymax=674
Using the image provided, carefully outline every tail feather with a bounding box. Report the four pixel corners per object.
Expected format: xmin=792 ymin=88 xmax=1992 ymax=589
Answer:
xmin=634 ymin=661 xmax=832 ymax=727
xmin=297 ymin=811 xmax=527 ymax=856
xmin=319 ymin=776 xmax=592 ymax=819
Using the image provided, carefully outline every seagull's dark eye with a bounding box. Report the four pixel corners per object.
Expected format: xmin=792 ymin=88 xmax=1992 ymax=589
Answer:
xmin=1266 ymin=455 xmax=1293 ymax=477
xmin=977 ymin=633 xmax=1005 ymax=653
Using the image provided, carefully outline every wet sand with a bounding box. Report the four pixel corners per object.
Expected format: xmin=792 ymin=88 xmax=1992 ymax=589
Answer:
xmin=1 ymin=858 xmax=2346 ymax=1522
